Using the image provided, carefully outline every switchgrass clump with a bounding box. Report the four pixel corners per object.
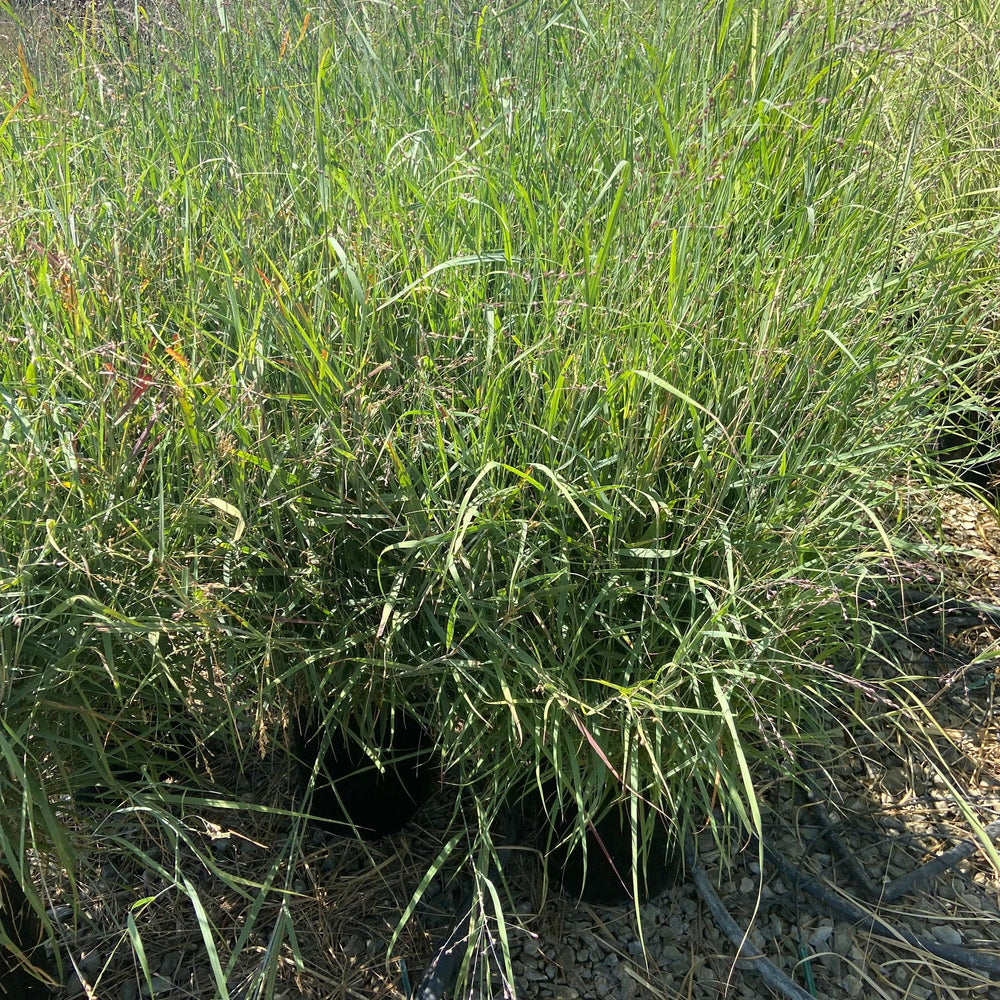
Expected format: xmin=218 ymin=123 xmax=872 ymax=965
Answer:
xmin=1 ymin=0 xmax=998 ymax=994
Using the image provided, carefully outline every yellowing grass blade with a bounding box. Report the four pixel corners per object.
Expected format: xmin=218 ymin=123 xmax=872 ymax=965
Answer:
xmin=204 ymin=497 xmax=246 ymax=542
xmin=17 ymin=44 xmax=36 ymax=109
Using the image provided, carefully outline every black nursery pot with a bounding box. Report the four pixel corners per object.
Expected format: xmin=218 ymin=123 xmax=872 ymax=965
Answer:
xmin=292 ymin=704 xmax=438 ymax=841
xmin=76 ymin=704 xmax=206 ymax=805
xmin=0 ymin=865 xmax=49 ymax=1000
xmin=547 ymin=797 xmax=681 ymax=906
xmin=931 ymin=393 xmax=1000 ymax=496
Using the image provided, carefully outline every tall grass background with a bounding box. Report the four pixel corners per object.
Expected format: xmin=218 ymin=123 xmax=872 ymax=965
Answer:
xmin=1 ymin=0 xmax=998 ymax=994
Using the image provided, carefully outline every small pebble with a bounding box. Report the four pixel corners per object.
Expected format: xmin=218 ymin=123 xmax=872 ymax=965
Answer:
xmin=658 ymin=943 xmax=685 ymax=965
xmin=842 ymin=974 xmax=864 ymax=997
xmin=816 ymin=950 xmax=842 ymax=977
xmin=158 ymin=951 xmax=182 ymax=976
xmin=79 ymin=950 xmax=103 ymax=975
xmin=619 ymin=968 xmax=638 ymax=1000
xmin=211 ymin=835 xmax=232 ymax=855
xmin=930 ymin=923 xmax=963 ymax=946
xmin=833 ymin=927 xmax=853 ymax=956
xmin=553 ymin=945 xmax=574 ymax=968
xmin=139 ymin=975 xmax=172 ymax=997
xmin=343 ymin=933 xmax=366 ymax=958
xmin=809 ymin=921 xmax=834 ymax=947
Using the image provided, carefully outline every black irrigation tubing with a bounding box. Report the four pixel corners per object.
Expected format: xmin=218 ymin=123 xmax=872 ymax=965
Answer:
xmin=798 ymin=773 xmax=883 ymax=902
xmin=412 ymin=810 xmax=520 ymax=1000
xmin=415 ymin=828 xmax=822 ymax=1000
xmin=880 ymin=818 xmax=1000 ymax=904
xmin=760 ymin=838 xmax=1000 ymax=979
xmin=413 ymin=786 xmax=1000 ymax=999
xmin=873 ymin=590 xmax=1000 ymax=637
xmin=686 ymin=838 xmax=817 ymax=1000
xmin=855 ymin=588 xmax=1000 ymax=625
xmin=800 ymin=771 xmax=1000 ymax=906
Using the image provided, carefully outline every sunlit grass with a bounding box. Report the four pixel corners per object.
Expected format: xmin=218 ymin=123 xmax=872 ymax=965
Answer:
xmin=1 ymin=0 xmax=999 ymax=994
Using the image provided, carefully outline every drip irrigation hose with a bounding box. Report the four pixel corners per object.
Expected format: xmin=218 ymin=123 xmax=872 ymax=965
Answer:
xmin=414 ymin=820 xmax=824 ymax=1000
xmin=799 ymin=770 xmax=1000 ymax=906
xmin=412 ymin=742 xmax=1000 ymax=999
xmin=854 ymin=588 xmax=1000 ymax=627
xmin=760 ymin=836 xmax=1000 ymax=978
xmin=879 ymin=818 xmax=1000 ymax=904
xmin=693 ymin=816 xmax=1000 ymax=998
xmin=413 ymin=808 xmax=521 ymax=1000
xmin=686 ymin=838 xmax=818 ymax=1000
